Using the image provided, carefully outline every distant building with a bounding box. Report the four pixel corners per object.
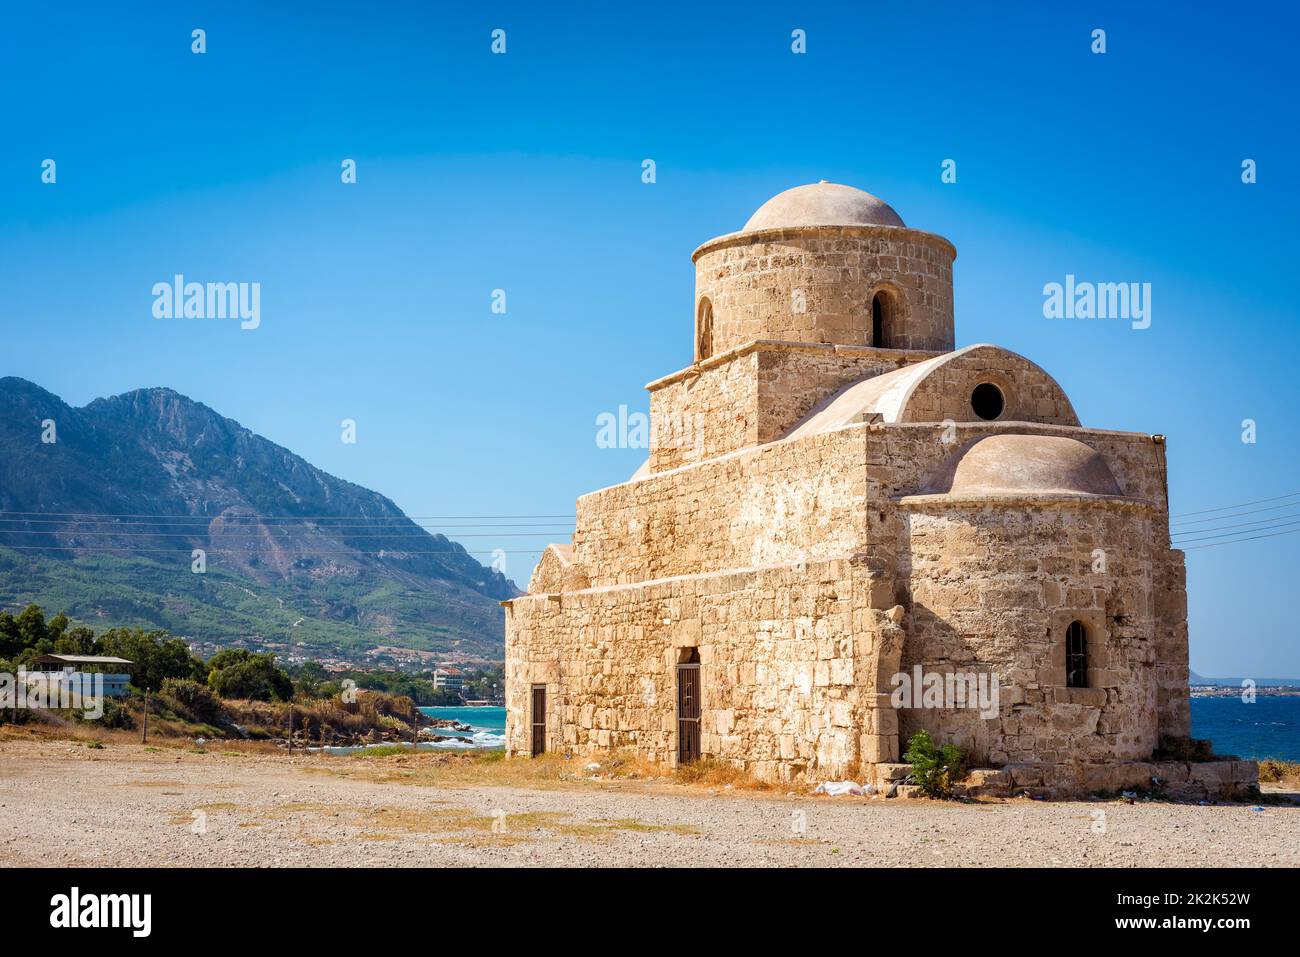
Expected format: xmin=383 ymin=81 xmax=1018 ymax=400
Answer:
xmin=29 ymin=654 xmax=134 ymax=698
xmin=433 ymin=667 xmax=464 ymax=693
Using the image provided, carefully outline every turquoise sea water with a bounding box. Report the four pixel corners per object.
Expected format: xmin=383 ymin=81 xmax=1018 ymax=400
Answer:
xmin=321 ymin=706 xmax=505 ymax=755
xmin=419 ymin=705 xmax=505 ymax=741
xmin=1190 ymin=695 xmax=1300 ymax=761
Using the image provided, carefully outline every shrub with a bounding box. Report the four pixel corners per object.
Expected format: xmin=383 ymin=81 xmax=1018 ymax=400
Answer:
xmin=97 ymin=698 xmax=136 ymax=730
xmin=903 ymin=730 xmax=964 ymax=798
xmin=356 ymin=744 xmax=418 ymax=758
xmin=160 ymin=678 xmax=222 ymax=724
xmin=1258 ymin=759 xmax=1300 ymax=785
xmin=207 ymin=650 xmax=293 ymax=702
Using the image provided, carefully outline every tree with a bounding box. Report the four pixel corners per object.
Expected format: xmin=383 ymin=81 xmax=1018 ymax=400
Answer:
xmin=98 ymin=627 xmax=205 ymax=692
xmin=13 ymin=604 xmax=52 ymax=657
xmin=292 ymin=660 xmax=328 ymax=698
xmin=54 ymin=626 xmax=99 ymax=657
xmin=207 ymin=649 xmax=293 ymax=702
xmin=0 ymin=611 xmax=20 ymax=660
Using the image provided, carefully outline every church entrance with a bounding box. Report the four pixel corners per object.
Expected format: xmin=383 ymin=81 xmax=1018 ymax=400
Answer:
xmin=530 ymin=685 xmax=546 ymax=756
xmin=677 ymin=650 xmax=701 ymax=764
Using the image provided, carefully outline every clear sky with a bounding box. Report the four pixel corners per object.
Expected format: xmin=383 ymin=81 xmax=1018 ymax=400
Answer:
xmin=1 ymin=2 xmax=1297 ymax=676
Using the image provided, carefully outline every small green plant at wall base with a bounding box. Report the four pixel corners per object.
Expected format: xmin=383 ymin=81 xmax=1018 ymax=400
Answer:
xmin=903 ymin=730 xmax=964 ymax=798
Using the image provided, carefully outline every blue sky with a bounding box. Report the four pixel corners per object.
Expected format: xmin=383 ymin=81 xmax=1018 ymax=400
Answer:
xmin=1 ymin=2 xmax=1297 ymax=675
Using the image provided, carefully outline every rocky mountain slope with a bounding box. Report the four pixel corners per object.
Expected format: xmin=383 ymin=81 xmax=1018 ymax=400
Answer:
xmin=0 ymin=377 xmax=518 ymax=663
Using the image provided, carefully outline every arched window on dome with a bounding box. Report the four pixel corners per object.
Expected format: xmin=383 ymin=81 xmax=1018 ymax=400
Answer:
xmin=871 ymin=290 xmax=895 ymax=348
xmin=1065 ymin=620 xmax=1089 ymax=688
xmin=696 ymin=297 xmax=714 ymax=362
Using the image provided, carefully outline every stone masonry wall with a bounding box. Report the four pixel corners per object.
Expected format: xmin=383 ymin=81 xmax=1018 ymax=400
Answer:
xmin=511 ymin=418 xmax=1189 ymax=786
xmin=505 ymin=557 xmax=901 ymax=783
xmin=646 ymin=342 xmax=936 ymax=472
xmin=580 ymin=421 xmax=1169 ymax=594
xmin=896 ymin=347 xmax=1080 ymax=426
xmin=753 ymin=345 xmax=933 ymax=442
xmin=1154 ymin=548 xmax=1192 ymax=739
xmin=575 ymin=427 xmax=869 ymax=587
xmin=693 ymin=226 xmax=955 ymax=354
xmin=897 ymin=500 xmax=1160 ymax=766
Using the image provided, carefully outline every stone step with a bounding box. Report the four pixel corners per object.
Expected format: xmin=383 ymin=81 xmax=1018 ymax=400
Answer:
xmin=875 ymin=762 xmax=912 ymax=782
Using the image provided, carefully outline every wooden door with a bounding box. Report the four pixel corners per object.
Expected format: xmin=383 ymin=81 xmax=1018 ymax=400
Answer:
xmin=530 ymin=685 xmax=546 ymax=756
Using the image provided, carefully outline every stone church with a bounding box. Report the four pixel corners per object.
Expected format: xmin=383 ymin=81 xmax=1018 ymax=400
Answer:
xmin=504 ymin=182 xmax=1256 ymax=798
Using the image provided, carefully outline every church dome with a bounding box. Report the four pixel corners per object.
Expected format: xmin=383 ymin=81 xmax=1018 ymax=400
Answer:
xmin=922 ymin=434 xmax=1123 ymax=497
xmin=743 ymin=181 xmax=906 ymax=231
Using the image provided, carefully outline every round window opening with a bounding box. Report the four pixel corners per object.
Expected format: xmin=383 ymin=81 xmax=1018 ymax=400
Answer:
xmin=970 ymin=382 xmax=1005 ymax=420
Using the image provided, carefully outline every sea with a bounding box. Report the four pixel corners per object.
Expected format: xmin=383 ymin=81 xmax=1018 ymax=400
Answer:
xmin=1190 ymin=695 xmax=1300 ymax=761
xmin=417 ymin=705 xmax=506 ymax=750
xmin=324 ymin=699 xmax=1298 ymax=761
xmin=320 ymin=706 xmax=505 ymax=756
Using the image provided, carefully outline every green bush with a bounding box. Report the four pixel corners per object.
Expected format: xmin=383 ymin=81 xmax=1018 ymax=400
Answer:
xmin=160 ymin=678 xmax=222 ymax=724
xmin=903 ymin=730 xmax=964 ymax=798
xmin=98 ymin=698 xmax=136 ymax=730
xmin=206 ymin=650 xmax=293 ymax=702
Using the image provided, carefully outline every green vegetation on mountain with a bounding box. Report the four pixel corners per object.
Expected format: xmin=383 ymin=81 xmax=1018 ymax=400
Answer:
xmin=0 ymin=377 xmax=519 ymax=662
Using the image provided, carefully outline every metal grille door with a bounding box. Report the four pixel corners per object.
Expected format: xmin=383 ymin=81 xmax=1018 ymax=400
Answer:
xmin=530 ymin=685 xmax=546 ymax=756
xmin=677 ymin=663 xmax=700 ymax=764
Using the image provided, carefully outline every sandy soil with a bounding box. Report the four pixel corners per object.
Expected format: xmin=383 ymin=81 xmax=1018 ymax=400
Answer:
xmin=1 ymin=739 xmax=1297 ymax=867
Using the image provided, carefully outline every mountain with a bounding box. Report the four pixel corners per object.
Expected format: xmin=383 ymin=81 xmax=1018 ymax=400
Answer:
xmin=0 ymin=377 xmax=519 ymax=664
xmin=1190 ymin=670 xmax=1298 ymax=688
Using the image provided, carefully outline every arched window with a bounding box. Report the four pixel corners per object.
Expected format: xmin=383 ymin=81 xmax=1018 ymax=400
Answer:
xmin=871 ymin=290 xmax=894 ymax=348
xmin=1065 ymin=620 xmax=1088 ymax=688
xmin=695 ymin=298 xmax=714 ymax=362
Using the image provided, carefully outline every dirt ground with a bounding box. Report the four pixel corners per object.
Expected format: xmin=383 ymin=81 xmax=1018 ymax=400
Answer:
xmin=1 ymin=738 xmax=1296 ymax=867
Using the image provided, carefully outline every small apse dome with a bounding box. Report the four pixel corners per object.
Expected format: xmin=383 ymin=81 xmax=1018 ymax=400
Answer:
xmin=923 ymin=434 xmax=1125 ymax=498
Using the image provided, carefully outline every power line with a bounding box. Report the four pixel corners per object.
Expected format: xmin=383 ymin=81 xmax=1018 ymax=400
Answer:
xmin=0 ymin=529 xmax=570 ymax=539
xmin=1183 ymin=527 xmax=1300 ymax=550
xmin=1170 ymin=490 xmax=1300 ymax=520
xmin=0 ymin=544 xmax=546 ymax=555
xmin=1171 ymin=510 xmax=1300 ymax=539
xmin=0 ymin=509 xmax=575 ymax=520
xmin=1171 ymin=499 xmax=1300 ymax=528
xmin=0 ymin=517 xmax=573 ymax=529
xmin=1173 ymin=516 xmax=1300 ymax=544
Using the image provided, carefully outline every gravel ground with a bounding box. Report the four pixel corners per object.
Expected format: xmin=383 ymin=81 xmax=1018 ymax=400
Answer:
xmin=1 ymin=740 xmax=1296 ymax=867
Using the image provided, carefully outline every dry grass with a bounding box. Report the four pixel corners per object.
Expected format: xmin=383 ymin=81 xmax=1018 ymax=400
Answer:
xmin=4 ymin=722 xmax=780 ymax=796
xmin=161 ymin=792 xmax=704 ymax=848
xmin=590 ymin=817 xmax=702 ymax=835
xmin=123 ymin=779 xmax=187 ymax=788
xmin=1258 ymin=759 xmax=1300 ymax=785
xmin=318 ymin=747 xmax=777 ymax=796
xmin=673 ymin=756 xmax=776 ymax=791
xmin=0 ymin=690 xmax=419 ymax=749
xmin=0 ymin=722 xmax=283 ymax=755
